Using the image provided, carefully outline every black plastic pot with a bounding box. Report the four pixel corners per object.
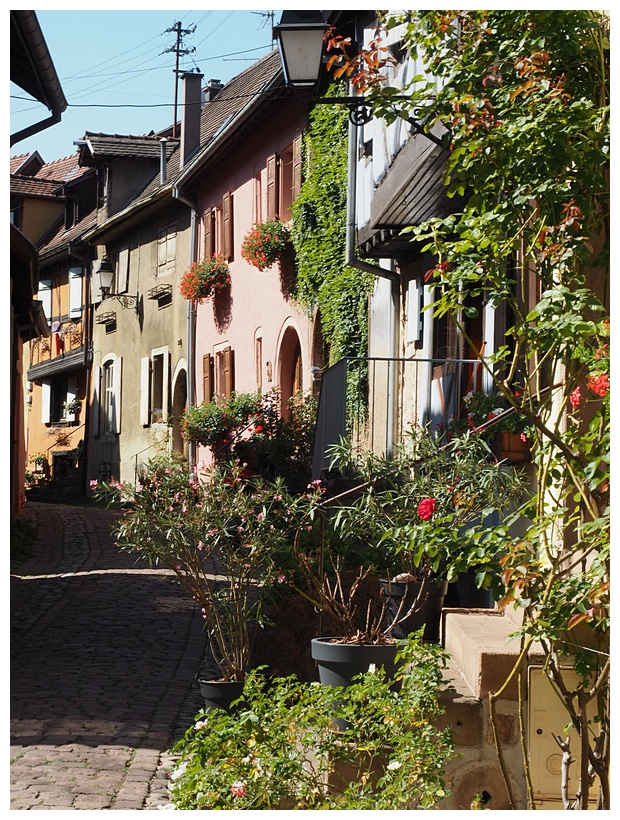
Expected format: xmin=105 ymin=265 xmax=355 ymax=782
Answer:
xmin=310 ymin=637 xmax=400 ymax=689
xmin=380 ymin=578 xmax=448 ymax=642
xmin=197 ymin=678 xmax=246 ymax=713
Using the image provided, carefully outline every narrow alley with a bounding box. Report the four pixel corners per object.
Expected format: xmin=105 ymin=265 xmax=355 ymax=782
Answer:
xmin=10 ymin=501 xmax=206 ymax=810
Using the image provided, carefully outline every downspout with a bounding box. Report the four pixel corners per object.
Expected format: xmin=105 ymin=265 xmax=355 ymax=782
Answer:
xmin=173 ymin=190 xmax=198 ymax=479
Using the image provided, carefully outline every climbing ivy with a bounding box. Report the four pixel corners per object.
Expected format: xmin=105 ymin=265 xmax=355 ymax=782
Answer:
xmin=290 ymin=82 xmax=374 ymax=365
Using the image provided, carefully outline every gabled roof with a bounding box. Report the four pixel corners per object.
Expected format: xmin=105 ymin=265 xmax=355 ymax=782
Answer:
xmin=38 ymin=210 xmax=99 ymax=258
xmin=78 ymin=133 xmax=178 ymax=165
xmin=84 ymin=49 xmax=285 ymax=241
xmin=10 ymin=151 xmax=44 ymax=175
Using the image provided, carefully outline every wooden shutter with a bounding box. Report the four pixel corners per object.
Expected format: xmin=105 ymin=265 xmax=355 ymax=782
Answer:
xmin=112 ymin=356 xmax=122 ymax=434
xmin=222 ymin=192 xmax=233 ymax=260
xmin=117 ymin=247 xmax=130 ymax=293
xmin=202 ymin=354 xmax=213 ymax=403
xmin=203 ymin=209 xmax=213 ymax=259
xmin=223 ymin=347 xmax=234 ymax=398
xmin=266 ymin=153 xmax=279 ymax=218
xmin=140 ymin=356 xmax=150 ymax=426
xmin=292 ymin=135 xmax=302 ymax=201
xmin=41 ymin=380 xmax=51 ymax=424
xmin=69 ymin=268 xmax=83 ymax=319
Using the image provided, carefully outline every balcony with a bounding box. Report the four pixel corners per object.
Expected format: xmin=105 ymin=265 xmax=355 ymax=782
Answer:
xmin=311 ymin=356 xmax=487 ymax=479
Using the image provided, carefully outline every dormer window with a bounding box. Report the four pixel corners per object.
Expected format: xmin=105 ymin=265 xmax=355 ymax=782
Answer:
xmin=65 ymin=195 xmax=79 ymax=229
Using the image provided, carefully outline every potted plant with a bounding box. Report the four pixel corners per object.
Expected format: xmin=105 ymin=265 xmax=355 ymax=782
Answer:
xmin=448 ymin=389 xmax=533 ymax=462
xmin=179 ymin=254 xmax=231 ymax=303
xmin=241 ymin=217 xmax=291 ymax=271
xmin=93 ymin=457 xmax=323 ymax=708
xmin=167 ymin=636 xmax=455 ymax=810
xmin=181 ymin=391 xmax=262 ymax=461
xmin=293 ymin=426 xmax=527 ymax=688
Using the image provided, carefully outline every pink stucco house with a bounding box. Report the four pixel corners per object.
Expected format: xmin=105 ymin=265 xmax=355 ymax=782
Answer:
xmin=173 ymin=52 xmax=322 ymax=469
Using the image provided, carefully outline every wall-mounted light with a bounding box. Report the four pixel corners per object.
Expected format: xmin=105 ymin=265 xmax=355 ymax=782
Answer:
xmin=273 ymin=11 xmax=446 ymax=145
xmin=273 ymin=11 xmax=373 ymax=126
xmin=95 ymin=257 xmax=139 ymax=313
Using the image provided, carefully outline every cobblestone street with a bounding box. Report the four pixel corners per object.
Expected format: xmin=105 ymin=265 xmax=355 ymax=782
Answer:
xmin=10 ymin=502 xmax=206 ymax=810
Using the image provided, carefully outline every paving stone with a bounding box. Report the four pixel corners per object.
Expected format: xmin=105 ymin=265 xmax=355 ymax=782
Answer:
xmin=11 ymin=502 xmax=207 ymax=810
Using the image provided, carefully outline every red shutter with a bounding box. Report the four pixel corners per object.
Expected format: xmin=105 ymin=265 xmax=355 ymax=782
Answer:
xmin=223 ymin=347 xmax=234 ymax=398
xmin=202 ymin=354 xmax=213 ymax=403
xmin=266 ymin=153 xmax=279 ymax=218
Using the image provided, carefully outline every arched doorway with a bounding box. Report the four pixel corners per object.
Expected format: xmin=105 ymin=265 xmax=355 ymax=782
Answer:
xmin=277 ymin=324 xmax=302 ymax=419
xmin=171 ymin=365 xmax=187 ymax=456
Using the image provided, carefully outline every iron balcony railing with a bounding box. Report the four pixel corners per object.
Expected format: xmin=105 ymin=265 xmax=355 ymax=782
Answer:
xmin=311 ymin=356 xmax=487 ymax=480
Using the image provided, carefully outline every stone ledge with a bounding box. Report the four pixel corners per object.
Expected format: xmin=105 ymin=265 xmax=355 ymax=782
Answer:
xmin=442 ymin=608 xmax=545 ymax=700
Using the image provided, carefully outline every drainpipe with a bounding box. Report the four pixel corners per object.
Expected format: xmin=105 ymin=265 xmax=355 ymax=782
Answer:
xmin=173 ymin=190 xmax=198 ymax=479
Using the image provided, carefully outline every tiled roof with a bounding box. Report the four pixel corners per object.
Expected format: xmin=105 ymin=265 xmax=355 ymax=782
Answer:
xmin=35 ymin=154 xmax=85 ymax=182
xmin=10 ymin=174 xmax=62 ymax=197
xmin=10 ymin=154 xmax=31 ymax=174
xmin=38 ymin=210 xmax=99 ymax=256
xmin=79 ymin=133 xmax=179 ymax=162
xmin=135 ymin=50 xmax=282 ymax=203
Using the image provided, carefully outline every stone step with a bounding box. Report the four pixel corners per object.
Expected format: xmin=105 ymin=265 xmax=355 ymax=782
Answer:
xmin=442 ymin=608 xmax=545 ymax=700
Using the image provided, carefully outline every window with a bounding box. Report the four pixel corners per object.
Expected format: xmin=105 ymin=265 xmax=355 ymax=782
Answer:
xmin=94 ymin=354 xmax=122 ymax=435
xmin=140 ymin=347 xmax=169 ymax=425
xmin=203 ymin=193 xmax=233 ymax=260
xmin=157 ymin=223 xmax=177 ymax=276
xmin=279 ymin=136 xmax=302 ymax=221
xmin=41 ymin=376 xmax=78 ymax=424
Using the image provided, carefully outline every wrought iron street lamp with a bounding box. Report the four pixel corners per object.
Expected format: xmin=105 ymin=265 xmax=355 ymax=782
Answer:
xmin=273 ymin=10 xmax=373 ymax=126
xmin=95 ymin=257 xmax=139 ymax=313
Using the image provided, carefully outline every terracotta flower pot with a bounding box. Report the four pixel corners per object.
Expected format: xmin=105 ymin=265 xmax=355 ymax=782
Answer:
xmin=493 ymin=431 xmax=530 ymax=463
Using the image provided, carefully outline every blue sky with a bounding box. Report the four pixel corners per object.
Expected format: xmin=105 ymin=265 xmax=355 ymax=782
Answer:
xmin=10 ymin=6 xmax=282 ymax=163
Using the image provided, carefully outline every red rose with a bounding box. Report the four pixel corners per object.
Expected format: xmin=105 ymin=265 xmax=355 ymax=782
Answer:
xmin=417 ymin=497 xmax=436 ymax=521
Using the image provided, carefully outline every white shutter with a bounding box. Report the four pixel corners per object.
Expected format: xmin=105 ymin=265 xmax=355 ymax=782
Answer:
xmin=140 ymin=356 xmax=150 ymax=426
xmin=38 ymin=279 xmax=52 ymax=319
xmin=69 ymin=269 xmax=83 ymax=319
xmin=112 ymin=357 xmax=122 ymax=434
xmin=162 ymin=349 xmax=170 ymax=422
xmin=66 ymin=376 xmax=78 ymax=421
xmin=92 ymin=366 xmax=101 ymax=436
xmin=41 ymin=381 xmax=51 ymax=423
xmin=117 ymin=247 xmax=130 ymax=293
xmin=406 ymin=279 xmax=422 ymax=343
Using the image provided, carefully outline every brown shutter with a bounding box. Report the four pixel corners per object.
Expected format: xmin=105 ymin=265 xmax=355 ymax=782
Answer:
xmin=223 ymin=346 xmax=234 ymax=398
xmin=266 ymin=153 xmax=279 ymax=218
xmin=203 ymin=209 xmax=213 ymax=259
xmin=202 ymin=354 xmax=213 ymax=403
xmin=292 ymin=135 xmax=302 ymax=202
xmin=222 ymin=192 xmax=233 ymax=260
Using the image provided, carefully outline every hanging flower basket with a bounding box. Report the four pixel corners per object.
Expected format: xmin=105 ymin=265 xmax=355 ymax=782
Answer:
xmin=241 ymin=217 xmax=291 ymax=271
xmin=179 ymin=254 xmax=231 ymax=303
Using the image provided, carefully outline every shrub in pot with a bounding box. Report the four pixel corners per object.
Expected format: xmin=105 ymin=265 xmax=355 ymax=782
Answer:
xmin=167 ymin=634 xmax=455 ymax=810
xmin=295 ymin=426 xmax=527 ymax=665
xmin=93 ymin=456 xmax=322 ymax=687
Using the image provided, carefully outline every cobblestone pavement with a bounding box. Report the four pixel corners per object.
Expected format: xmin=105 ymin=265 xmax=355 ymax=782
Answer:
xmin=10 ymin=502 xmax=207 ymax=810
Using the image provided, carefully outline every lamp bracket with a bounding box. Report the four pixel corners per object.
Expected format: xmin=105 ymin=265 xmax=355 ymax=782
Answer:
xmin=102 ymin=293 xmax=139 ymax=314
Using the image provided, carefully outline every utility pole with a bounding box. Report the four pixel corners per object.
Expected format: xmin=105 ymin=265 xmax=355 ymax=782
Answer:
xmin=163 ymin=21 xmax=197 ymax=138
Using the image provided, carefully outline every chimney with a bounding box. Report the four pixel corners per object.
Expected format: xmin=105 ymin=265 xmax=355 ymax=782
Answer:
xmin=160 ymin=138 xmax=167 ymax=184
xmin=180 ymin=71 xmax=204 ymax=168
xmin=203 ymin=79 xmax=223 ymax=103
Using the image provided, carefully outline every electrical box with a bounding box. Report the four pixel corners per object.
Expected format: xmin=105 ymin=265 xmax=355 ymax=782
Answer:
xmin=528 ymin=665 xmax=599 ymax=809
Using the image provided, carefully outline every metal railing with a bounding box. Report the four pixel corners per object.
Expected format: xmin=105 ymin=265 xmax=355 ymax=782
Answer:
xmin=311 ymin=356 xmax=484 ymax=479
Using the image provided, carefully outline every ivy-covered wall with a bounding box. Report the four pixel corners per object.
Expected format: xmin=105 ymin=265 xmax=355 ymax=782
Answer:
xmin=291 ymin=83 xmax=374 ymax=366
